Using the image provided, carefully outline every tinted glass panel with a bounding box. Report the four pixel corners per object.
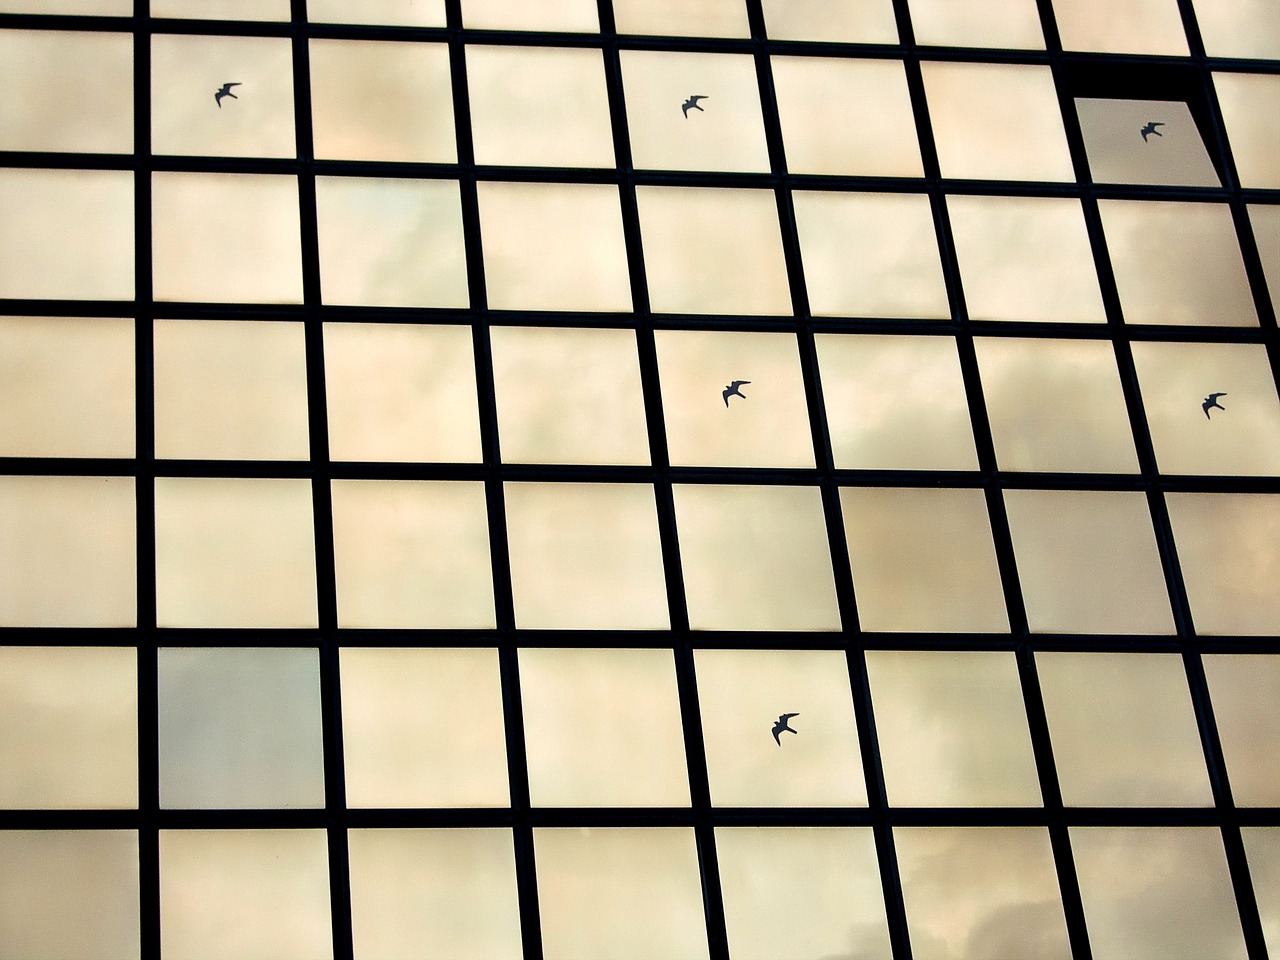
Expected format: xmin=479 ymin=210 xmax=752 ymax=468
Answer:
xmin=308 ymin=0 xmax=446 ymax=27
xmin=613 ymin=0 xmax=748 ymax=37
xmin=761 ymin=0 xmax=898 ymax=42
xmin=1053 ymin=0 xmax=1189 ymax=54
xmin=1202 ymin=656 xmax=1280 ymax=806
xmin=1214 ymin=72 xmax=1280 ymax=189
xmin=1194 ymin=0 xmax=1280 ymax=58
xmin=908 ymin=0 xmax=1045 ymax=48
xmin=1076 ymin=99 xmax=1220 ymax=188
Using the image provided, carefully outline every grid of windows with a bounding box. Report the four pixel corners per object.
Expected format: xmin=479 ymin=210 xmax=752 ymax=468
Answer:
xmin=1 ymin=0 xmax=1278 ymax=958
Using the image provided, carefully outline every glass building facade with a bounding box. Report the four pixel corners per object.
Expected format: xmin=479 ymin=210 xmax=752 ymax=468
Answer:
xmin=0 ymin=0 xmax=1277 ymax=958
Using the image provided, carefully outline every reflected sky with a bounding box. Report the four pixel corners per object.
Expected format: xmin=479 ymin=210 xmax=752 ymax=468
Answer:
xmin=1242 ymin=829 xmax=1280 ymax=957
xmin=308 ymin=0 xmax=446 ymax=27
xmin=1077 ymin=100 xmax=1219 ymax=188
xmin=1249 ymin=203 xmax=1280 ymax=319
xmin=462 ymin=0 xmax=597 ymax=31
xmin=614 ymin=0 xmax=748 ymax=38
xmin=1202 ymin=656 xmax=1280 ymax=806
xmin=908 ymin=0 xmax=1045 ymax=49
xmin=1194 ymin=0 xmax=1280 ymax=58
xmin=1213 ymin=72 xmax=1280 ymax=189
xmin=1052 ymin=0 xmax=1189 ymax=54
xmin=761 ymin=0 xmax=898 ymax=42
xmin=152 ymin=0 xmax=290 ymax=18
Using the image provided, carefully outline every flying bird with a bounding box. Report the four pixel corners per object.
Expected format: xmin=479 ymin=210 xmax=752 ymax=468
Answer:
xmin=682 ymin=94 xmax=708 ymax=118
xmin=1140 ymin=121 xmax=1164 ymax=142
xmin=215 ymin=82 xmax=241 ymax=108
xmin=772 ymin=713 xmax=799 ymax=745
xmin=723 ymin=380 xmax=750 ymax=406
xmin=1203 ymin=392 xmax=1227 ymax=419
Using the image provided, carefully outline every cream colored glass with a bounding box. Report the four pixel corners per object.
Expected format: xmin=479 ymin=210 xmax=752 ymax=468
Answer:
xmin=1166 ymin=493 xmax=1280 ymax=636
xmin=1249 ymin=203 xmax=1280 ymax=319
xmin=655 ymin=329 xmax=814 ymax=468
xmin=330 ymin=480 xmax=495 ymax=629
xmin=613 ymin=0 xmax=748 ymax=37
xmin=0 ymin=169 xmax=133 ymax=301
xmin=324 ymin=322 xmax=481 ymax=463
xmin=1242 ymin=829 xmax=1280 ymax=957
xmin=1195 ymin=0 xmax=1280 ymax=59
xmin=534 ymin=828 xmax=709 ymax=960
xmin=310 ymin=39 xmax=455 ymax=163
xmin=762 ymin=0 xmax=898 ymax=42
xmin=1213 ymin=72 xmax=1280 ymax=189
xmin=1003 ymin=489 xmax=1174 ymax=634
xmin=152 ymin=0 xmax=290 ymax=18
xmin=0 ymin=0 xmax=129 ymax=10
xmin=1071 ymin=828 xmax=1247 ymax=960
xmin=477 ymin=182 xmax=631 ymax=312
xmin=948 ymin=195 xmax=1106 ymax=323
xmin=0 ymin=30 xmax=132 ymax=153
xmin=308 ymin=0 xmax=446 ymax=26
xmin=0 ymin=476 xmax=136 ymax=628
xmin=347 ymin=829 xmax=522 ymax=960
xmin=922 ymin=62 xmax=1075 ymax=182
xmin=160 ymin=829 xmax=332 ymax=960
xmin=842 ymin=487 xmax=1009 ymax=632
xmin=866 ymin=651 xmax=1041 ymax=807
xmin=520 ymin=648 xmax=689 ymax=807
xmin=152 ymin=173 xmax=303 ymax=304
xmin=695 ymin=649 xmax=867 ymax=807
xmin=154 ymin=477 xmax=317 ymax=628
xmin=461 ymin=0 xmax=598 ymax=31
xmin=716 ymin=828 xmax=891 ymax=959
xmin=505 ymin=483 xmax=668 ymax=629
xmin=0 ymin=316 xmax=134 ymax=459
xmin=1076 ymin=100 xmax=1219 ymax=188
xmin=674 ymin=483 xmax=841 ymax=631
xmin=1202 ymin=656 xmax=1280 ymax=806
xmin=491 ymin=326 xmax=650 ymax=465
xmin=817 ymin=334 xmax=978 ymax=469
xmin=1037 ymin=652 xmax=1212 ymax=806
xmin=0 ymin=647 xmax=137 ymax=809
xmin=908 ymin=0 xmax=1045 ymax=48
xmin=895 ymin=827 xmax=1071 ymax=960
xmin=1053 ymin=0 xmax=1189 ymax=54
xmin=621 ymin=51 xmax=770 ymax=174
xmin=316 ymin=176 xmax=467 ymax=308
xmin=0 ymin=831 xmax=140 ymax=960
xmin=340 ymin=648 xmax=509 ymax=808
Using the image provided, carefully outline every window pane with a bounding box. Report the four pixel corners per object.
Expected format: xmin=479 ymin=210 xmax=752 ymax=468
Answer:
xmin=613 ymin=0 xmax=748 ymax=37
xmin=1076 ymin=99 xmax=1220 ymax=188
xmin=1213 ymin=72 xmax=1280 ymax=189
xmin=1194 ymin=0 xmax=1280 ymax=58
xmin=761 ymin=0 xmax=898 ymax=42
xmin=0 ymin=0 xmax=129 ymax=10
xmin=908 ymin=0 xmax=1045 ymax=48
xmin=460 ymin=0 xmax=598 ymax=32
xmin=1248 ymin=203 xmax=1280 ymax=320
xmin=152 ymin=0 xmax=290 ymax=18
xmin=1202 ymin=656 xmax=1280 ymax=806
xmin=1242 ymin=829 xmax=1280 ymax=958
xmin=1053 ymin=0 xmax=1189 ymax=54
xmin=308 ymin=0 xmax=446 ymax=26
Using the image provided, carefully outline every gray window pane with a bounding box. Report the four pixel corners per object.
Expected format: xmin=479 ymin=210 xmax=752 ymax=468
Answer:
xmin=1076 ymin=100 xmax=1220 ymax=188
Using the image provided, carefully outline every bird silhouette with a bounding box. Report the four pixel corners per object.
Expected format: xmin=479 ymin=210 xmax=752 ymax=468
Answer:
xmin=1140 ymin=121 xmax=1164 ymax=142
xmin=1203 ymin=392 xmax=1227 ymax=419
xmin=215 ymin=82 xmax=241 ymax=108
xmin=682 ymin=94 xmax=708 ymax=118
xmin=772 ymin=713 xmax=799 ymax=745
xmin=723 ymin=380 xmax=750 ymax=406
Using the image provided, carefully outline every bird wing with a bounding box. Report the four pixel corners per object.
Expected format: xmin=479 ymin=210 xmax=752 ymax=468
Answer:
xmin=729 ymin=380 xmax=750 ymax=389
xmin=682 ymin=102 xmax=691 ymax=117
xmin=771 ymin=727 xmax=782 ymax=744
xmin=722 ymin=388 xmax=731 ymax=406
xmin=228 ymin=82 xmax=241 ymax=89
xmin=1209 ymin=393 xmax=1227 ymax=400
xmin=779 ymin=713 xmax=799 ymax=721
xmin=691 ymin=95 xmax=707 ymax=103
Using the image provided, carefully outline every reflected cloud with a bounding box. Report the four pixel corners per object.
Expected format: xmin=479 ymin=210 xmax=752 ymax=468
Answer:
xmin=1202 ymin=656 xmax=1280 ymax=806
xmin=761 ymin=0 xmax=898 ymax=42
xmin=1195 ymin=0 xmax=1280 ymax=58
xmin=1213 ymin=72 xmax=1280 ymax=188
xmin=461 ymin=0 xmax=598 ymax=32
xmin=1076 ymin=100 xmax=1219 ymax=187
xmin=308 ymin=0 xmax=445 ymax=26
xmin=1052 ymin=0 xmax=1188 ymax=54
xmin=614 ymin=0 xmax=748 ymax=38
xmin=908 ymin=0 xmax=1045 ymax=49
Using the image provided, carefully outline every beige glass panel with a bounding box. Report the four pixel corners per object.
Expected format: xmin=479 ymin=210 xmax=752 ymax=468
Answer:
xmin=504 ymin=482 xmax=668 ymax=629
xmin=0 ymin=647 xmax=137 ymax=809
xmin=1214 ymin=72 xmax=1280 ymax=189
xmin=1242 ymin=829 xmax=1280 ymax=957
xmin=1166 ymin=493 xmax=1280 ymax=636
xmin=478 ymin=182 xmax=631 ymax=312
xmin=763 ymin=0 xmax=898 ymax=41
xmin=1076 ymin=100 xmax=1219 ymax=188
xmin=316 ymin=176 xmax=467 ymax=308
xmin=0 ymin=169 xmax=133 ymax=301
xmin=1249 ymin=204 xmax=1280 ymax=320
xmin=621 ymin=51 xmax=770 ymax=174
xmin=771 ymin=57 xmax=922 ymax=177
xmin=638 ymin=186 xmax=791 ymax=315
xmin=1071 ymin=827 xmax=1247 ymax=960
xmin=614 ymin=0 xmax=748 ymax=37
xmin=491 ymin=326 xmax=650 ymax=466
xmin=975 ymin=337 xmax=1139 ymax=473
xmin=896 ymin=827 xmax=1071 ymax=960
xmin=1195 ymin=0 xmax=1280 ymax=59
xmin=520 ymin=648 xmax=689 ymax=807
xmin=0 ymin=476 xmax=135 ymax=628
xmin=842 ymin=487 xmax=1009 ymax=633
xmin=909 ymin=0 xmax=1045 ymax=48
xmin=0 ymin=831 xmax=139 ymax=960
xmin=310 ymin=40 xmax=454 ymax=163
xmin=153 ymin=173 xmax=303 ymax=304
xmin=157 ymin=647 xmax=325 ymax=810
xmin=330 ymin=480 xmax=495 ymax=629
xmin=0 ymin=0 xmax=129 ymax=11
xmin=0 ymin=30 xmax=131 ymax=153
xmin=152 ymin=35 xmax=294 ymax=158
xmin=153 ymin=0 xmax=290 ymax=17
xmin=655 ymin=329 xmax=814 ymax=468
xmin=160 ymin=829 xmax=332 ymax=960
xmin=948 ymin=195 xmax=1106 ymax=323
xmin=468 ymin=45 xmax=613 ymax=168
xmin=817 ymin=334 xmax=978 ymax=470
xmin=1004 ymin=489 xmax=1173 ymax=634
xmin=1053 ymin=0 xmax=1189 ymax=54
xmin=348 ymin=829 xmax=521 ymax=960
xmin=324 ymin=322 xmax=481 ymax=463
xmin=461 ymin=0 xmax=598 ymax=32
xmin=1131 ymin=342 xmax=1280 ymax=476
xmin=716 ymin=828 xmax=890 ymax=960
xmin=694 ymin=649 xmax=867 ymax=807
xmin=535 ymin=827 xmax=709 ymax=960
xmin=1203 ymin=656 xmax=1280 ymax=806
xmin=340 ymin=648 xmax=509 ymax=808
xmin=922 ymin=62 xmax=1074 ymax=182
xmin=153 ymin=319 xmax=309 ymax=461
xmin=0 ymin=316 xmax=134 ymax=458
xmin=1037 ymin=652 xmax=1211 ymax=806
xmin=866 ymin=651 xmax=1041 ymax=807
xmin=1100 ymin=200 xmax=1255 ymax=326
xmin=154 ymin=477 xmax=317 ymax=628
xmin=674 ymin=483 xmax=841 ymax=631
xmin=308 ymin=0 xmax=446 ymax=26
xmin=795 ymin=191 xmax=950 ymax=319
